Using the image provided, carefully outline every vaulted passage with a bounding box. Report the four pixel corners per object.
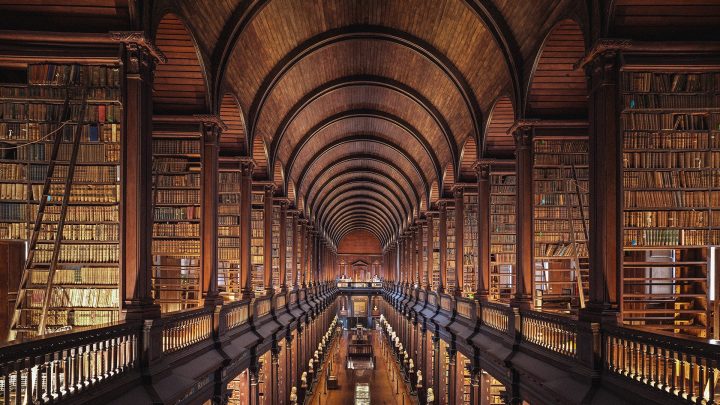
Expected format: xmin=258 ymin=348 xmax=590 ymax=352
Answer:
xmin=0 ymin=1 xmax=719 ymax=404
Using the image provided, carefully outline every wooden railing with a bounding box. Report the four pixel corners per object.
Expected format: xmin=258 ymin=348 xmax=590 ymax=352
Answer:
xmin=605 ymin=326 xmax=720 ymax=404
xmin=479 ymin=301 xmax=511 ymax=334
xmin=520 ymin=310 xmax=578 ymax=359
xmin=0 ymin=322 xmax=139 ymax=404
xmin=223 ymin=300 xmax=250 ymax=331
xmin=161 ymin=307 xmax=213 ymax=354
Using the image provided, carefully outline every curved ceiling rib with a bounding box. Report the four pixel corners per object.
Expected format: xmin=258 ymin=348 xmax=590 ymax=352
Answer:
xmin=331 ymin=215 xmax=392 ymax=245
xmin=270 ymin=75 xmax=455 ymax=177
xmin=313 ymin=181 xmax=411 ymax=223
xmin=284 ymin=110 xmax=443 ymax=189
xmin=247 ymin=27 xmax=482 ymax=150
xmin=294 ymin=137 xmax=430 ymax=199
xmin=323 ymin=199 xmax=399 ymax=235
xmin=319 ymin=193 xmax=403 ymax=233
xmin=336 ymin=223 xmax=389 ymax=246
xmin=305 ymin=169 xmax=417 ymax=217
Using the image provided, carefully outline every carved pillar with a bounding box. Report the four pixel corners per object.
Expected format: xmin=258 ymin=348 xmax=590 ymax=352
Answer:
xmin=120 ymin=39 xmax=162 ymax=319
xmin=199 ymin=117 xmax=224 ymax=306
xmin=264 ymin=185 xmax=276 ymax=295
xmin=447 ymin=348 xmax=457 ymax=405
xmin=279 ymin=201 xmax=288 ymax=291
xmin=476 ymin=163 xmax=491 ymax=301
xmin=438 ymin=202 xmax=447 ymax=294
xmin=582 ymin=42 xmax=626 ymax=322
xmin=511 ymin=126 xmax=533 ymax=308
xmin=239 ymin=158 xmax=255 ymax=299
xmin=271 ymin=345 xmax=280 ymax=405
xmin=454 ymin=187 xmax=464 ymax=296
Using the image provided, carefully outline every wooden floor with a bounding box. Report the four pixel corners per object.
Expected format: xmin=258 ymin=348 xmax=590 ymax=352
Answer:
xmin=307 ymin=329 xmax=417 ymax=405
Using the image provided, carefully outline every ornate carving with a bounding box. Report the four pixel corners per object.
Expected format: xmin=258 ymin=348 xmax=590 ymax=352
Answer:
xmin=575 ymin=38 xmax=632 ymax=70
xmin=239 ymin=157 xmax=255 ymax=176
xmin=475 ymin=162 xmax=490 ymax=180
xmin=110 ymin=31 xmax=167 ymax=63
xmin=510 ymin=123 xmax=534 ymax=149
xmin=453 ymin=186 xmax=463 ymax=199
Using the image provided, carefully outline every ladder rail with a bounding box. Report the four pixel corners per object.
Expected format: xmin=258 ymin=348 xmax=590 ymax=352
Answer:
xmin=563 ymin=163 xmax=587 ymax=309
xmin=37 ymin=90 xmax=88 ymax=335
xmin=9 ymin=90 xmax=73 ymax=337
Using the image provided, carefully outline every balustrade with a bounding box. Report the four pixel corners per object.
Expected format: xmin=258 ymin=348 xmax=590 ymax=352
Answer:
xmin=161 ymin=308 xmax=213 ymax=354
xmin=520 ymin=310 xmax=578 ymax=359
xmin=223 ymin=300 xmax=250 ymax=331
xmin=479 ymin=301 xmax=511 ymax=334
xmin=0 ymin=322 xmax=139 ymax=404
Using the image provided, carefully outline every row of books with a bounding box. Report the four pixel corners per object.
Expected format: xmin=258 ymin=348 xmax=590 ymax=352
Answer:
xmin=624 ymin=94 xmax=720 ymax=109
xmin=623 ymin=132 xmax=718 ymax=150
xmin=153 ymin=158 xmax=196 ymax=172
xmin=624 ymin=210 xmax=720 ymax=228
xmin=533 ymin=154 xmax=588 ymax=166
xmin=154 ymin=206 xmax=200 ymax=221
xmin=491 ymin=251 xmax=516 ymax=260
xmin=34 ymin=184 xmax=119 ymax=203
xmin=623 ymin=72 xmax=719 ymax=93
xmin=492 ymin=222 xmax=516 ymax=233
xmin=0 ymin=183 xmax=27 ymax=200
xmin=534 ymin=180 xmax=589 ymax=193
xmin=28 ymin=64 xmax=121 ymax=87
xmin=490 ymin=185 xmax=515 ymax=194
xmin=153 ymin=222 xmax=199 ymax=237
xmin=534 ymin=140 xmax=588 ymax=153
xmin=534 ymin=207 xmax=581 ymax=219
xmin=534 ymin=220 xmax=579 ymax=232
xmin=623 ymin=170 xmax=720 ymax=189
xmin=29 ymin=103 xmax=122 ymax=123
xmin=152 ymin=240 xmax=200 ymax=255
xmin=534 ymin=194 xmax=588 ymax=206
xmin=0 ymin=203 xmax=25 ymax=220
xmin=153 ymin=139 xmax=201 ymax=155
xmin=0 ymin=222 xmax=27 ymax=239
xmin=18 ymin=309 xmax=117 ymax=328
xmin=251 ymin=193 xmax=264 ymax=205
xmin=30 ymin=267 xmax=118 ymax=285
xmin=218 ymin=249 xmax=241 ymax=260
xmin=24 ymin=288 xmax=119 ymax=308
xmin=535 ymin=230 xmax=586 ymax=241
xmin=219 ymin=194 xmax=241 ymax=204
xmin=218 ymin=238 xmax=241 ymax=247
xmin=491 ymin=205 xmax=515 ymax=214
xmin=622 ymin=113 xmax=714 ymax=131
xmin=155 ymin=173 xmax=200 ymax=188
xmin=218 ymin=217 xmax=240 ymax=227
xmin=490 ymin=195 xmax=514 ymax=204
xmin=155 ymin=189 xmax=200 ymax=204
xmin=535 ymin=243 xmax=588 ymax=257
xmin=623 ymin=151 xmax=716 ymax=169
xmin=218 ymin=172 xmax=241 ymax=192
xmin=18 ymin=143 xmax=121 ymax=163
xmin=21 ymin=86 xmax=121 ymax=101
xmin=33 ymin=245 xmax=119 ymax=263
xmin=624 ymin=190 xmax=720 ymax=208
xmin=491 ymin=234 xmax=516 ymax=244
xmin=535 ymin=167 xmax=590 ymax=179
xmin=42 ymin=205 xmax=118 ymax=222
xmin=49 ymin=223 xmax=119 ymax=241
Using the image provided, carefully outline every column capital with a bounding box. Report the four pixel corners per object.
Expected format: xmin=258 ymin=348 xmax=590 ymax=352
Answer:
xmin=452 ymin=186 xmax=464 ymax=199
xmin=508 ymin=120 xmax=538 ymax=148
xmin=239 ymin=157 xmax=255 ymax=175
xmin=264 ymin=183 xmax=277 ymax=194
xmin=474 ymin=161 xmax=490 ymax=180
xmin=576 ymin=38 xmax=632 ymax=70
xmin=110 ymin=31 xmax=167 ymax=63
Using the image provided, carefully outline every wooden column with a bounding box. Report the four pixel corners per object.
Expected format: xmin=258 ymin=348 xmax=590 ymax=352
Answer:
xmin=454 ymin=187 xmax=464 ymax=296
xmin=299 ymin=219 xmax=306 ymax=287
xmin=120 ymin=40 xmax=162 ymax=319
xmin=511 ymin=125 xmax=533 ymax=308
xmin=239 ymin=158 xmax=255 ymax=299
xmin=582 ymin=42 xmax=625 ymax=321
xmin=447 ymin=348 xmax=457 ymax=405
xmin=199 ymin=117 xmax=224 ymax=306
xmin=427 ymin=213 xmax=435 ymax=291
xmin=279 ymin=201 xmax=288 ymax=291
xmin=439 ymin=202 xmax=448 ymax=294
xmin=264 ymin=185 xmax=275 ymax=295
xmin=476 ymin=163 xmax=491 ymax=301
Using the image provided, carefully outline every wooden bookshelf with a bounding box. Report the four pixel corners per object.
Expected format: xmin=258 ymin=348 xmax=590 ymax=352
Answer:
xmin=152 ymin=127 xmax=201 ymax=313
xmin=446 ymin=204 xmax=456 ymax=293
xmin=463 ymin=192 xmax=478 ymax=297
xmin=271 ymin=202 xmax=281 ymax=292
xmin=285 ymin=211 xmax=294 ymax=288
xmin=3 ymin=63 xmax=122 ymax=338
xmin=490 ymin=171 xmax=516 ymax=301
xmin=482 ymin=371 xmax=506 ymax=405
xmin=459 ymin=352 xmax=472 ymax=405
xmin=421 ymin=221 xmax=428 ymax=288
xmin=218 ymin=162 xmax=242 ymax=300
xmin=532 ymin=137 xmax=590 ymax=312
xmin=431 ymin=215 xmax=440 ymax=290
xmin=227 ymin=368 xmax=250 ymax=405
xmin=621 ymin=70 xmax=720 ymax=338
xmin=251 ymin=188 xmax=264 ymax=295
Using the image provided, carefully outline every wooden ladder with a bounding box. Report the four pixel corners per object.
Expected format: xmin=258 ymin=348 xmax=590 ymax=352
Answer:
xmin=9 ymin=88 xmax=88 ymax=338
xmin=563 ymin=162 xmax=590 ymax=309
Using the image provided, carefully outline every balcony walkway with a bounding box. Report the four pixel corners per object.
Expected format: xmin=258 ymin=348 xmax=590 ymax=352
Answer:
xmin=307 ymin=329 xmax=416 ymax=405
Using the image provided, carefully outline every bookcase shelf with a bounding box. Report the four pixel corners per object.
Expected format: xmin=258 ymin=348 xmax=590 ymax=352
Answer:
xmin=421 ymin=221 xmax=428 ymax=288
xmin=285 ymin=211 xmax=294 ymax=287
xmin=218 ymin=163 xmax=241 ymax=300
xmin=463 ymin=192 xmax=478 ymax=297
xmin=271 ymin=203 xmax=280 ymax=292
xmin=621 ymin=70 xmax=720 ymax=338
xmin=446 ymin=204 xmax=456 ymax=294
xmin=251 ymin=188 xmax=264 ymax=296
xmin=533 ymin=138 xmax=590 ymax=312
xmin=2 ymin=63 xmax=122 ymax=338
xmin=152 ymin=131 xmax=201 ymax=313
xmin=431 ymin=215 xmax=440 ymax=291
xmin=490 ymin=171 xmax=516 ymax=301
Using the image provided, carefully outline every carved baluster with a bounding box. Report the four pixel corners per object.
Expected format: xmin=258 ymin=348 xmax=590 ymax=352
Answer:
xmin=13 ymin=360 xmax=21 ymax=405
xmin=2 ymin=364 xmax=9 ymax=405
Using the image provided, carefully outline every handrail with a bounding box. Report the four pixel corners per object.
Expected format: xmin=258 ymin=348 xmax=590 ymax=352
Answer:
xmin=520 ymin=310 xmax=578 ymax=359
xmin=0 ymin=321 xmax=139 ymax=404
xmin=479 ymin=301 xmax=511 ymax=334
xmin=222 ymin=300 xmax=250 ymax=331
xmin=605 ymin=325 xmax=720 ymax=403
xmin=161 ymin=307 xmax=213 ymax=354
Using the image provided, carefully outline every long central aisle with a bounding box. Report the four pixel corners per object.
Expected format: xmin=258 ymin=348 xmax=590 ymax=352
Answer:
xmin=307 ymin=329 xmax=416 ymax=405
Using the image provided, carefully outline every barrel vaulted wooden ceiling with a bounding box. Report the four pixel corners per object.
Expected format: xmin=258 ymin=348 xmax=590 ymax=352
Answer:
xmin=4 ymin=0 xmax=720 ymax=250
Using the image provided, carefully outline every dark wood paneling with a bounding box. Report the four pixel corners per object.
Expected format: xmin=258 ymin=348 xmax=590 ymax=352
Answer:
xmin=484 ymin=96 xmax=515 ymax=156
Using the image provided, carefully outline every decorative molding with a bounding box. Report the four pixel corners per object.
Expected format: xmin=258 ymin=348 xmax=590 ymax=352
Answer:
xmin=109 ymin=31 xmax=167 ymax=63
xmin=575 ymin=38 xmax=632 ymax=70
